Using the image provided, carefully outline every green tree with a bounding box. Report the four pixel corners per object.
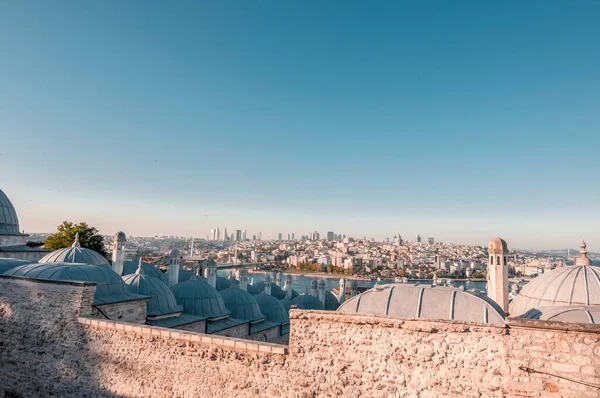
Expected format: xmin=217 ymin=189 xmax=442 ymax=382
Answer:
xmin=44 ymin=221 xmax=108 ymax=258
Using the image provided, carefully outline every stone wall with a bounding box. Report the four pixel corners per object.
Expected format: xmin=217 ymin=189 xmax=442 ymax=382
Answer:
xmin=92 ymin=299 xmax=148 ymax=324
xmin=1 ymin=275 xmax=600 ymax=398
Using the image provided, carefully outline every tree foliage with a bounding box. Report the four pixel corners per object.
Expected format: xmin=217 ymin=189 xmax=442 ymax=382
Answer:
xmin=44 ymin=221 xmax=108 ymax=258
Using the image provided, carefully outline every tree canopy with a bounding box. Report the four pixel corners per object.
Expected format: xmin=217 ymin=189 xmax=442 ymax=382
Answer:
xmin=44 ymin=221 xmax=108 ymax=258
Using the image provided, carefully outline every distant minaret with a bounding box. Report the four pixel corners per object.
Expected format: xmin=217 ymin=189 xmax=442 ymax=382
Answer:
xmin=264 ymin=274 xmax=272 ymax=295
xmin=487 ymin=238 xmax=509 ymax=314
xmin=167 ymin=249 xmax=181 ymax=287
xmin=339 ymin=278 xmax=346 ymax=303
xmin=239 ymin=269 xmax=248 ymax=292
xmin=350 ymin=280 xmax=358 ymax=297
xmin=190 ymin=237 xmax=195 ymax=258
xmin=112 ymin=232 xmax=127 ymax=276
xmin=207 ymin=260 xmax=217 ymax=289
xmin=318 ymin=280 xmax=326 ymax=306
xmin=276 ymin=272 xmax=283 ymax=287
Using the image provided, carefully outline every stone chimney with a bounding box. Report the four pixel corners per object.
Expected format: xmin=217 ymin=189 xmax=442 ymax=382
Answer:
xmin=276 ymin=272 xmax=283 ymax=287
xmin=167 ymin=249 xmax=181 ymax=287
xmin=318 ymin=279 xmax=326 ymax=306
xmin=339 ymin=278 xmax=346 ymax=303
xmin=487 ymin=237 xmax=509 ymax=314
xmin=284 ymin=274 xmax=293 ymax=299
xmin=311 ymin=279 xmax=319 ymax=297
xmin=350 ymin=280 xmax=358 ymax=297
xmin=239 ymin=269 xmax=248 ymax=292
xmin=264 ymin=274 xmax=272 ymax=295
xmin=207 ymin=260 xmax=217 ymax=289
xmin=111 ymin=232 xmax=126 ymax=276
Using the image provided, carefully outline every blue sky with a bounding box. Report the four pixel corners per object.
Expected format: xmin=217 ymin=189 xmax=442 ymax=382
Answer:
xmin=1 ymin=1 xmax=599 ymax=249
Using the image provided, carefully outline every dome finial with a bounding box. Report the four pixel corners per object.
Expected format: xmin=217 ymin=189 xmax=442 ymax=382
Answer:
xmin=581 ymin=239 xmax=587 ymax=253
xmin=135 ymin=258 xmax=143 ymax=275
xmin=72 ymin=232 xmax=81 ymax=248
xmin=575 ymin=239 xmax=592 ymax=267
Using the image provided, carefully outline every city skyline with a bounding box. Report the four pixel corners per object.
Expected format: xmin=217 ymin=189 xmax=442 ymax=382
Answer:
xmin=1 ymin=1 xmax=599 ymax=249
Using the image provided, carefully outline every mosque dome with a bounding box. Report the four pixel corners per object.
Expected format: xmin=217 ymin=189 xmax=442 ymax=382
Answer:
xmin=252 ymin=280 xmax=299 ymax=299
xmin=509 ymin=243 xmax=600 ymax=317
xmin=171 ymin=278 xmax=230 ymax=319
xmin=519 ymin=305 xmax=600 ymax=325
xmin=220 ymin=288 xmax=265 ymax=322
xmin=123 ymin=262 xmax=182 ymax=318
xmin=215 ymin=276 xmax=232 ymax=291
xmin=123 ymin=259 xmax=166 ymax=281
xmin=489 ymin=237 xmax=508 ymax=252
xmin=0 ymin=258 xmax=32 ymax=274
xmin=291 ymin=294 xmax=325 ymax=310
xmin=323 ymin=291 xmax=340 ymax=311
xmin=253 ymin=293 xmax=290 ymax=324
xmin=0 ymin=189 xmax=20 ymax=235
xmin=39 ymin=234 xmax=110 ymax=266
xmin=4 ymin=262 xmax=144 ymax=305
xmin=338 ymin=284 xmax=505 ymax=326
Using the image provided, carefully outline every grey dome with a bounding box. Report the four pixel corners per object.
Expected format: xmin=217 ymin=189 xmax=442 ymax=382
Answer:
xmin=4 ymin=262 xmax=145 ymax=305
xmin=220 ymin=288 xmax=265 ymax=322
xmin=323 ymin=291 xmax=340 ymax=311
xmin=0 ymin=189 xmax=20 ymax=235
xmin=291 ymin=294 xmax=325 ymax=310
xmin=519 ymin=305 xmax=600 ymax=324
xmin=253 ymin=293 xmax=289 ymax=324
xmin=280 ymin=299 xmax=294 ymax=312
xmin=123 ymin=269 xmax=182 ymax=317
xmin=123 ymin=260 xmax=165 ymax=281
xmin=246 ymin=283 xmax=261 ymax=295
xmin=171 ymin=278 xmax=230 ymax=320
xmin=338 ymin=284 xmax=505 ymax=326
xmin=40 ymin=236 xmax=109 ymax=266
xmin=510 ymin=264 xmax=600 ymax=317
xmin=0 ymin=258 xmax=32 ymax=274
xmin=216 ymin=276 xmax=233 ymax=291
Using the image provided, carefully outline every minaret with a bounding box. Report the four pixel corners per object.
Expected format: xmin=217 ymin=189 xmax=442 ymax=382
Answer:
xmin=112 ymin=232 xmax=126 ymax=276
xmin=284 ymin=275 xmax=293 ymax=299
xmin=487 ymin=237 xmax=509 ymax=314
xmin=207 ymin=260 xmax=217 ymax=289
xmin=264 ymin=274 xmax=272 ymax=295
xmin=350 ymin=280 xmax=358 ymax=297
xmin=318 ymin=280 xmax=326 ymax=306
xmin=239 ymin=269 xmax=248 ymax=292
xmin=311 ymin=279 xmax=319 ymax=297
xmin=190 ymin=237 xmax=195 ymax=258
xmin=276 ymin=272 xmax=283 ymax=287
xmin=168 ymin=249 xmax=181 ymax=287
xmin=339 ymin=278 xmax=346 ymax=303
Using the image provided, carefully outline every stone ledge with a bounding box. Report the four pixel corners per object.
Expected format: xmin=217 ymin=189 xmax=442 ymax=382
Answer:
xmin=507 ymin=318 xmax=600 ymax=335
xmin=0 ymin=274 xmax=97 ymax=287
xmin=78 ymin=317 xmax=288 ymax=355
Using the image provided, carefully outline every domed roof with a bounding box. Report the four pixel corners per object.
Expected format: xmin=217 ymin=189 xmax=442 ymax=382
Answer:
xmin=291 ymin=294 xmax=325 ymax=310
xmin=215 ymin=276 xmax=233 ymax=291
xmin=509 ymin=264 xmax=600 ymax=317
xmin=0 ymin=189 xmax=20 ymax=235
xmin=489 ymin=237 xmax=508 ymax=252
xmin=123 ymin=259 xmax=165 ymax=281
xmin=0 ymin=258 xmax=32 ymax=274
xmin=519 ymin=305 xmax=600 ymax=325
xmin=220 ymin=288 xmax=265 ymax=322
xmin=114 ymin=231 xmax=126 ymax=242
xmin=252 ymin=280 xmax=299 ymax=299
xmin=40 ymin=234 xmax=110 ymax=266
xmin=122 ymin=262 xmax=182 ymax=317
xmin=171 ymin=278 xmax=230 ymax=319
xmin=253 ymin=293 xmax=289 ymax=324
xmin=323 ymin=291 xmax=340 ymax=311
xmin=4 ymin=262 xmax=145 ymax=305
xmin=338 ymin=284 xmax=505 ymax=326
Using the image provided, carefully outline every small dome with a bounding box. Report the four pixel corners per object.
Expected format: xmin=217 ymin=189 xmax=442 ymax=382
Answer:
xmin=489 ymin=237 xmax=508 ymax=252
xmin=215 ymin=276 xmax=232 ymax=291
xmin=509 ymin=264 xmax=600 ymax=317
xmin=291 ymin=294 xmax=325 ymax=310
xmin=123 ymin=264 xmax=182 ymax=317
xmin=4 ymin=262 xmax=144 ymax=305
xmin=0 ymin=258 xmax=32 ymax=274
xmin=114 ymin=231 xmax=126 ymax=242
xmin=519 ymin=305 xmax=600 ymax=324
xmin=0 ymin=189 xmax=20 ymax=235
xmin=171 ymin=278 xmax=230 ymax=319
xmin=220 ymin=288 xmax=265 ymax=322
xmin=323 ymin=291 xmax=340 ymax=311
xmin=40 ymin=235 xmax=110 ymax=266
xmin=338 ymin=284 xmax=505 ymax=326
xmin=123 ymin=259 xmax=165 ymax=281
xmin=169 ymin=249 xmax=180 ymax=259
xmin=253 ymin=293 xmax=289 ymax=324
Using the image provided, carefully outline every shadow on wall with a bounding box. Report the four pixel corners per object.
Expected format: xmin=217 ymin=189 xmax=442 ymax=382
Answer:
xmin=0 ymin=278 xmax=126 ymax=398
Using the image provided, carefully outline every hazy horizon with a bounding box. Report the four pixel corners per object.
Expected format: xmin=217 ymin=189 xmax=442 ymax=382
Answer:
xmin=2 ymin=1 xmax=599 ymax=249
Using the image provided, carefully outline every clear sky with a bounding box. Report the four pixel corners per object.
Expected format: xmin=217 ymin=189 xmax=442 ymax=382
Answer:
xmin=1 ymin=1 xmax=599 ymax=249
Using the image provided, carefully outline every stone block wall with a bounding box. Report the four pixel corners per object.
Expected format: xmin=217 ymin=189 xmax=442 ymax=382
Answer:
xmin=92 ymin=299 xmax=148 ymax=324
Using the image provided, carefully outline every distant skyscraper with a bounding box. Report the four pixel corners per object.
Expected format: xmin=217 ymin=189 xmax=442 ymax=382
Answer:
xmin=278 ymin=233 xmax=283 ymax=241
xmin=242 ymin=230 xmax=247 ymax=241
xmin=216 ymin=228 xmax=221 ymax=241
xmin=291 ymin=233 xmax=295 ymax=240
xmin=209 ymin=229 xmax=216 ymax=241
xmin=428 ymin=237 xmax=434 ymax=245
xmin=310 ymin=231 xmax=320 ymax=241
xmin=327 ymin=231 xmax=334 ymax=241
xmin=223 ymin=228 xmax=228 ymax=242
xmin=416 ymin=234 xmax=421 ymax=243
xmin=287 ymin=233 xmax=290 ymax=240
xmin=235 ymin=230 xmax=242 ymax=241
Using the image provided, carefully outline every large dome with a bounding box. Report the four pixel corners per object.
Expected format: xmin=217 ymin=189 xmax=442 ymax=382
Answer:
xmin=4 ymin=262 xmax=145 ymax=305
xmin=338 ymin=284 xmax=505 ymax=326
xmin=171 ymin=278 xmax=230 ymax=320
xmin=0 ymin=189 xmax=20 ymax=235
xmin=220 ymin=288 xmax=265 ymax=322
xmin=291 ymin=294 xmax=325 ymax=310
xmin=40 ymin=234 xmax=109 ymax=266
xmin=123 ymin=265 xmax=182 ymax=318
xmin=509 ymin=264 xmax=600 ymax=317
